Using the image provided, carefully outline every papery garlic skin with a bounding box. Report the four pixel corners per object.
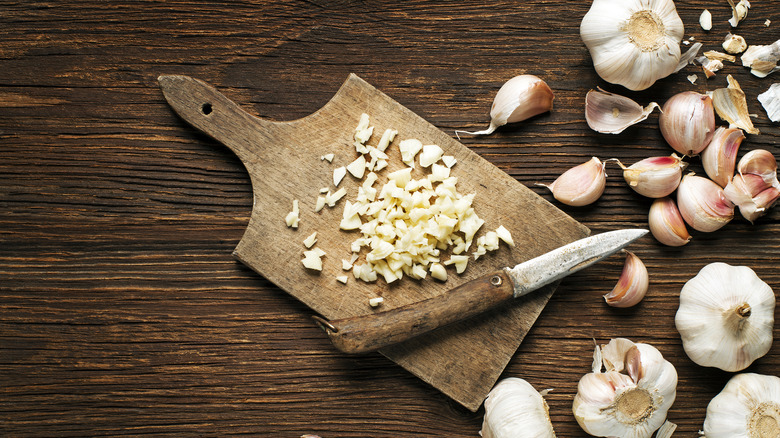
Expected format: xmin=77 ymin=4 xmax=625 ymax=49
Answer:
xmin=710 ymin=75 xmax=760 ymax=135
xmin=482 ymin=378 xmax=556 ymax=438
xmin=659 ymin=92 xmax=716 ymax=156
xmin=573 ymin=338 xmax=677 ymax=438
xmin=648 ymin=197 xmax=691 ymax=246
xmin=676 ymin=174 xmax=734 ymax=232
xmin=758 ymin=83 xmax=780 ymax=122
xmin=542 ymin=157 xmax=606 ymax=206
xmin=701 ymin=127 xmax=745 ymax=188
xmin=585 ymin=88 xmax=660 ymax=134
xmin=580 ymin=0 xmax=684 ymax=91
xmin=675 ymin=263 xmax=775 ymax=372
xmin=702 ymin=373 xmax=780 ymax=438
xmin=604 ymin=251 xmax=649 ymax=308
xmin=459 ymin=75 xmax=554 ymax=136
xmin=620 ymin=155 xmax=686 ymax=198
xmin=741 ymin=39 xmax=780 ymax=78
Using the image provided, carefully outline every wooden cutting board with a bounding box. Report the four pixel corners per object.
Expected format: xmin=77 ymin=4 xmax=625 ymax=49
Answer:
xmin=158 ymin=74 xmax=589 ymax=411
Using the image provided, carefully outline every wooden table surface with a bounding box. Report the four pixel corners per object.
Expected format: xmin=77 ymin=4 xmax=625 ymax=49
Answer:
xmin=2 ymin=1 xmax=779 ymax=436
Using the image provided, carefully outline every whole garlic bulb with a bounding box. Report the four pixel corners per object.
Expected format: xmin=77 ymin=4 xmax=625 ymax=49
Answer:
xmin=675 ymin=263 xmax=775 ymax=372
xmin=702 ymin=373 xmax=780 ymax=437
xmin=481 ymin=378 xmax=556 ymax=438
xmin=573 ymin=338 xmax=677 ymax=438
xmin=659 ymin=91 xmax=716 ymax=156
xmin=580 ymin=0 xmax=684 ymax=91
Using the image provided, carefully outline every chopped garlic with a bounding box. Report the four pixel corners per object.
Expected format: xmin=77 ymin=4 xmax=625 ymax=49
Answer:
xmin=303 ymin=232 xmax=318 ymax=248
xmin=399 ymin=139 xmax=423 ymax=167
xmin=342 ymin=258 xmax=354 ymax=270
xmin=495 ymin=225 xmax=515 ymax=246
xmin=419 ymin=144 xmax=444 ymax=168
xmin=354 ymin=113 xmax=373 ymax=145
xmin=346 ymin=155 xmax=367 ymax=179
xmin=766 ymin=19 xmax=771 ymax=27
xmin=285 ymin=199 xmax=299 ymax=228
xmin=430 ymin=263 xmax=447 ymax=281
xmin=333 ymin=166 xmax=347 ymax=187
xmin=314 ymin=196 xmax=326 ymax=213
xmin=326 ymin=187 xmax=347 ymax=207
xmin=336 ymin=275 xmax=348 ymax=284
xmin=301 ymin=249 xmax=324 ymax=271
xmin=368 ymin=297 xmax=384 ymax=307
xmin=377 ymin=128 xmax=398 ymax=152
xmin=441 ymin=155 xmax=457 ymax=168
xmin=321 ymin=153 xmax=335 ymax=162
xmin=444 ymin=255 xmax=470 ymax=274
xmin=687 ymin=74 xmax=698 ymax=84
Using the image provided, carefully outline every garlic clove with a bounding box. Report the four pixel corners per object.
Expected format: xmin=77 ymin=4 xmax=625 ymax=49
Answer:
xmin=738 ymin=149 xmax=780 ymax=184
xmin=699 ymin=9 xmax=712 ymax=31
xmin=481 ymin=378 xmax=556 ymax=438
xmin=724 ymin=173 xmax=780 ymax=223
xmin=659 ymin=91 xmax=716 ymax=156
xmin=540 ymin=157 xmax=607 ymax=206
xmin=676 ymin=174 xmax=734 ymax=232
xmin=649 ymin=197 xmax=691 ymax=247
xmin=758 ymin=83 xmax=780 ymax=122
xmin=700 ymin=127 xmax=745 ymax=187
xmin=703 ymin=373 xmax=780 ymax=437
xmin=710 ymin=75 xmax=760 ymax=135
xmin=741 ymin=39 xmax=780 ymax=78
xmin=585 ymin=88 xmax=660 ymax=134
xmin=457 ymin=75 xmax=553 ymax=136
xmin=604 ymin=251 xmax=649 ymax=308
xmin=675 ymin=263 xmax=775 ymax=372
xmin=727 ymin=0 xmax=751 ymax=28
xmin=722 ymin=33 xmax=747 ymax=54
xmin=580 ymin=0 xmax=684 ymax=91
xmin=573 ymin=338 xmax=677 ymax=438
xmin=619 ymin=154 xmax=686 ymax=198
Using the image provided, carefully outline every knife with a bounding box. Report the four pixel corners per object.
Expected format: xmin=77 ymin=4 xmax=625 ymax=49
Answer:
xmin=313 ymin=228 xmax=647 ymax=354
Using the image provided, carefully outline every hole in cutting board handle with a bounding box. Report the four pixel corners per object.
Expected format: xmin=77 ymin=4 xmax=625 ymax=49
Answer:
xmin=201 ymin=102 xmax=213 ymax=115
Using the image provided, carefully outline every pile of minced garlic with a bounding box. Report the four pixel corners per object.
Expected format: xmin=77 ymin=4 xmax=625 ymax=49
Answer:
xmin=290 ymin=113 xmax=513 ymax=285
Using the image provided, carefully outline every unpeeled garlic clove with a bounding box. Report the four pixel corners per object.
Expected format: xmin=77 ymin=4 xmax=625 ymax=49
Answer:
xmin=722 ymin=33 xmax=747 ymax=54
xmin=659 ymin=91 xmax=716 ymax=156
xmin=701 ymin=127 xmax=745 ymax=187
xmin=648 ymin=197 xmax=691 ymax=247
xmin=540 ymin=157 xmax=607 ymax=206
xmin=619 ymin=154 xmax=686 ymax=198
xmin=739 ymin=149 xmax=780 ymax=184
xmin=585 ymin=88 xmax=660 ymax=134
xmin=710 ymin=75 xmax=760 ymax=135
xmin=604 ymin=251 xmax=648 ymax=308
xmin=677 ymin=174 xmax=734 ymax=232
xmin=457 ymin=75 xmax=553 ymax=136
xmin=741 ymin=39 xmax=780 ymax=78
xmin=724 ymin=150 xmax=780 ymax=222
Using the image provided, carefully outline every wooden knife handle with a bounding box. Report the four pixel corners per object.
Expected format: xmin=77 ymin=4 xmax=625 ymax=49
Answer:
xmin=314 ymin=270 xmax=515 ymax=354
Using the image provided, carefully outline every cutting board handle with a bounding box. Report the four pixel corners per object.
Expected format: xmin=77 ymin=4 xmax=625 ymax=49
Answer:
xmin=158 ymin=75 xmax=280 ymax=167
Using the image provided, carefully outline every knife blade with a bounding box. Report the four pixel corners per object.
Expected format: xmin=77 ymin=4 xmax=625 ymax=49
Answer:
xmin=313 ymin=228 xmax=648 ymax=354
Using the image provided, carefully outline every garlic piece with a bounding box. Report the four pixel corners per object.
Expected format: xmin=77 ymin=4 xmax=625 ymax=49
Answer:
xmin=677 ymin=174 xmax=734 ymax=232
xmin=722 ymin=33 xmax=747 ymax=54
xmin=604 ymin=251 xmax=648 ymax=308
xmin=710 ymin=75 xmax=759 ymax=135
xmin=648 ymin=197 xmax=691 ymax=247
xmin=675 ymin=263 xmax=775 ymax=372
xmin=674 ymin=42 xmax=703 ymax=73
xmin=573 ymin=338 xmax=677 ymax=438
xmin=419 ymin=144 xmax=443 ymax=168
xmin=541 ymin=157 xmax=607 ymax=206
xmin=580 ymin=0 xmax=684 ymax=91
xmin=727 ymin=0 xmax=750 ymax=27
xmin=723 ymin=149 xmax=780 ymax=222
xmin=702 ymin=373 xmax=780 ymax=437
xmin=285 ymin=199 xmax=300 ymax=228
xmin=758 ymin=83 xmax=780 ymax=122
xmin=699 ymin=9 xmax=712 ymax=31
xmin=659 ymin=91 xmax=716 ymax=156
xmin=303 ymin=232 xmax=317 ymax=248
xmin=619 ymin=154 xmax=686 ymax=198
xmin=585 ymin=88 xmax=660 ymax=134
xmin=701 ymin=127 xmax=745 ymax=187
xmin=481 ymin=378 xmax=556 ymax=438
xmin=741 ymin=39 xmax=780 ymax=78
xmin=398 ymin=138 xmax=423 ymax=167
xmin=333 ymin=166 xmax=347 ymax=186
xmin=429 ymin=263 xmax=447 ymax=281
xmin=368 ymin=297 xmax=384 ymax=308
xmin=301 ymin=248 xmax=325 ymax=271
xmin=457 ymin=75 xmax=554 ymax=136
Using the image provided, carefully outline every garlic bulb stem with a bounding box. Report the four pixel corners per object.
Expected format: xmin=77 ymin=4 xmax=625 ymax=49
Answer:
xmin=457 ymin=75 xmax=553 ymax=137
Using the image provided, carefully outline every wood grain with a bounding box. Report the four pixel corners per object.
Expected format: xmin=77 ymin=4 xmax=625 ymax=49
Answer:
xmin=1 ymin=0 xmax=779 ymax=436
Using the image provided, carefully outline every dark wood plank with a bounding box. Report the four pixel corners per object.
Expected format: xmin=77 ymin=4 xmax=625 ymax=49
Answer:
xmin=1 ymin=0 xmax=779 ymax=436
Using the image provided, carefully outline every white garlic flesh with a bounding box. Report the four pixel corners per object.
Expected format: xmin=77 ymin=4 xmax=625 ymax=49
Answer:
xmin=675 ymin=262 xmax=775 ymax=372
xmin=458 ymin=75 xmax=554 ymax=136
xmin=701 ymin=127 xmax=745 ymax=188
xmin=604 ymin=251 xmax=649 ymax=308
xmin=648 ymin=197 xmax=691 ymax=247
xmin=573 ymin=338 xmax=677 ymax=438
xmin=703 ymin=373 xmax=780 ymax=437
xmin=659 ymin=91 xmax=716 ymax=156
xmin=580 ymin=0 xmax=684 ymax=91
xmin=481 ymin=378 xmax=556 ymax=438
xmin=676 ymin=174 xmax=734 ymax=232
xmin=619 ymin=154 xmax=686 ymax=198
xmin=585 ymin=88 xmax=660 ymax=134
xmin=541 ymin=157 xmax=607 ymax=207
